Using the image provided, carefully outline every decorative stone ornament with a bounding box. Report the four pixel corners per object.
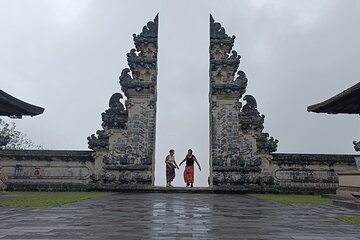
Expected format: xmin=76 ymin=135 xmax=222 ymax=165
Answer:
xmin=354 ymin=141 xmax=360 ymax=152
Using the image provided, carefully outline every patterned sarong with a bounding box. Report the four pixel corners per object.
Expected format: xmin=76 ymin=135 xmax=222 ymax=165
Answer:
xmin=183 ymin=165 xmax=194 ymax=184
xmin=166 ymin=164 xmax=176 ymax=182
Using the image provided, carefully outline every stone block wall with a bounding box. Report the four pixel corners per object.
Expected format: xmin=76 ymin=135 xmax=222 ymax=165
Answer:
xmin=336 ymin=172 xmax=360 ymax=198
xmin=0 ymin=150 xmax=94 ymax=191
xmin=270 ymin=153 xmax=357 ymax=193
xmin=0 ymin=150 xmax=358 ymax=192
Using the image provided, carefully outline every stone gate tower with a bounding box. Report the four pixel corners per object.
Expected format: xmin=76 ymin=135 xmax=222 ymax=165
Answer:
xmin=209 ymin=15 xmax=278 ymax=190
xmin=87 ymin=15 xmax=158 ymax=189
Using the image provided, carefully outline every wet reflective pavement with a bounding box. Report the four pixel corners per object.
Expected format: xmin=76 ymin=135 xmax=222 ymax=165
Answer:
xmin=1 ymin=193 xmax=360 ymax=239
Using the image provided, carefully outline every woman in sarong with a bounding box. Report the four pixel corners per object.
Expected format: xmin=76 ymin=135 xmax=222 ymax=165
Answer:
xmin=165 ymin=149 xmax=179 ymax=187
xmin=179 ymin=149 xmax=201 ymax=187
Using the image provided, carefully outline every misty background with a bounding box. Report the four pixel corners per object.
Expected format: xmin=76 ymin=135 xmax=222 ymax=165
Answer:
xmin=0 ymin=0 xmax=359 ymax=187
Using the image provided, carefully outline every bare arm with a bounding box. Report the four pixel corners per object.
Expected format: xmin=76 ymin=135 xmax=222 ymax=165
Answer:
xmin=193 ymin=156 xmax=201 ymax=171
xmin=179 ymin=157 xmax=186 ymax=166
xmin=174 ymin=161 xmax=179 ymax=169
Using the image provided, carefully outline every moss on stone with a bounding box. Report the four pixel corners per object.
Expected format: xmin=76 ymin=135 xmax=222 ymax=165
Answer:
xmin=336 ymin=216 xmax=360 ymax=225
xmin=251 ymin=193 xmax=332 ymax=204
xmin=0 ymin=192 xmax=111 ymax=207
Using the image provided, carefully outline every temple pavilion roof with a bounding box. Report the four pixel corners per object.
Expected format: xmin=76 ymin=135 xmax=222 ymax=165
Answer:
xmin=307 ymin=82 xmax=360 ymax=114
xmin=0 ymin=89 xmax=44 ymax=118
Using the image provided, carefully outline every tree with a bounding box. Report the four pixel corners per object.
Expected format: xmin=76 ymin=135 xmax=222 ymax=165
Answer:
xmin=0 ymin=118 xmax=44 ymax=150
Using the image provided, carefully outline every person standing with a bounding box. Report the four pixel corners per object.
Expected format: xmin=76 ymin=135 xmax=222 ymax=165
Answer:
xmin=179 ymin=149 xmax=201 ymax=187
xmin=165 ymin=149 xmax=179 ymax=187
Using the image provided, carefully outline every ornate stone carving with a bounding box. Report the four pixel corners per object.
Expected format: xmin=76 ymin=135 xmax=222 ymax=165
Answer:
xmin=87 ymin=130 xmax=109 ymax=150
xmin=210 ymin=15 xmax=248 ymax=98
xmin=127 ymin=49 xmax=156 ymax=69
xmin=133 ymin=14 xmax=158 ymax=47
xmin=353 ymin=141 xmax=360 ymax=152
xmin=246 ymin=156 xmax=262 ymax=167
xmin=119 ymin=68 xmax=156 ymax=96
xmin=239 ymin=95 xmax=265 ymax=132
xmin=257 ymin=133 xmax=279 ymax=153
xmin=101 ymin=93 xmax=128 ymax=129
xmin=210 ymin=14 xmax=235 ymax=47
xmin=87 ymin=92 xmax=127 ymax=150
xmin=119 ymin=68 xmax=133 ymax=86
xmin=119 ymin=15 xmax=158 ymax=98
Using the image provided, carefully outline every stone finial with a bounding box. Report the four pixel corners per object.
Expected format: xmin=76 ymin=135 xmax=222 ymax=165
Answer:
xmin=87 ymin=92 xmax=128 ymax=150
xmin=101 ymin=93 xmax=128 ymax=129
xmin=210 ymin=15 xmax=247 ymax=97
xmin=239 ymin=95 xmax=264 ymax=131
xmin=234 ymin=71 xmax=248 ymax=93
xmin=120 ymin=15 xmax=158 ymax=97
xmin=133 ymin=14 xmax=158 ymax=48
xmin=210 ymin=14 xmax=235 ymax=42
xmin=242 ymin=95 xmax=258 ymax=113
xmin=119 ymin=68 xmax=133 ymax=86
xmin=238 ymin=95 xmax=279 ymax=153
xmin=354 ymin=141 xmax=360 ymax=151
xmin=108 ymin=93 xmax=125 ymax=110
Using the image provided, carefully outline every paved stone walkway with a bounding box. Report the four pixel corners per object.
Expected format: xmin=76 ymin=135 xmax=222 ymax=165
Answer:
xmin=1 ymin=193 xmax=360 ymax=239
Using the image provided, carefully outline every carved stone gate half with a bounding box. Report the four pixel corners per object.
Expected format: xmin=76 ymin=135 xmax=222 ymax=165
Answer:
xmin=86 ymin=14 xmax=278 ymax=190
xmin=209 ymin=15 xmax=278 ymax=190
xmin=88 ymin=15 xmax=158 ymax=189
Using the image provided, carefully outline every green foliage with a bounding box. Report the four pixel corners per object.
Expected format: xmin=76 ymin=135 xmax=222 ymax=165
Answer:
xmin=336 ymin=216 xmax=360 ymax=225
xmin=0 ymin=118 xmax=44 ymax=150
xmin=0 ymin=192 xmax=111 ymax=207
xmin=251 ymin=194 xmax=332 ymax=205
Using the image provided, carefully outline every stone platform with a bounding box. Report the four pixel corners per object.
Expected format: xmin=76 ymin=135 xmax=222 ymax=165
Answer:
xmin=85 ymin=186 xmax=279 ymax=194
xmin=1 ymin=193 xmax=360 ymax=239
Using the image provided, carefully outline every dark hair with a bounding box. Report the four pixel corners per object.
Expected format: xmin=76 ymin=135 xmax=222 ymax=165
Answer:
xmin=188 ymin=149 xmax=193 ymax=152
xmin=169 ymin=149 xmax=175 ymax=153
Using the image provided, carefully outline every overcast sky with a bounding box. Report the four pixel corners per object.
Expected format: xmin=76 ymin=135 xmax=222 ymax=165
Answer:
xmin=1 ymin=0 xmax=359 ymax=187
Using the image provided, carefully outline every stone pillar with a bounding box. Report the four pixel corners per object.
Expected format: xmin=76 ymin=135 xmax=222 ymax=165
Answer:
xmin=209 ymin=15 xmax=278 ymax=190
xmin=87 ymin=15 xmax=158 ymax=189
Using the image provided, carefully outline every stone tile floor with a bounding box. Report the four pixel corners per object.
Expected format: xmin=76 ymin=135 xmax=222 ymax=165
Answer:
xmin=0 ymin=193 xmax=360 ymax=239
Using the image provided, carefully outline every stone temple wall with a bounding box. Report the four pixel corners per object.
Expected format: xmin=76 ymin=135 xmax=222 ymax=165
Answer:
xmin=270 ymin=153 xmax=357 ymax=193
xmin=209 ymin=15 xmax=278 ymax=190
xmin=0 ymin=150 xmax=357 ymax=193
xmin=0 ymin=150 xmax=93 ymax=191
xmin=86 ymin=15 xmax=158 ymax=189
